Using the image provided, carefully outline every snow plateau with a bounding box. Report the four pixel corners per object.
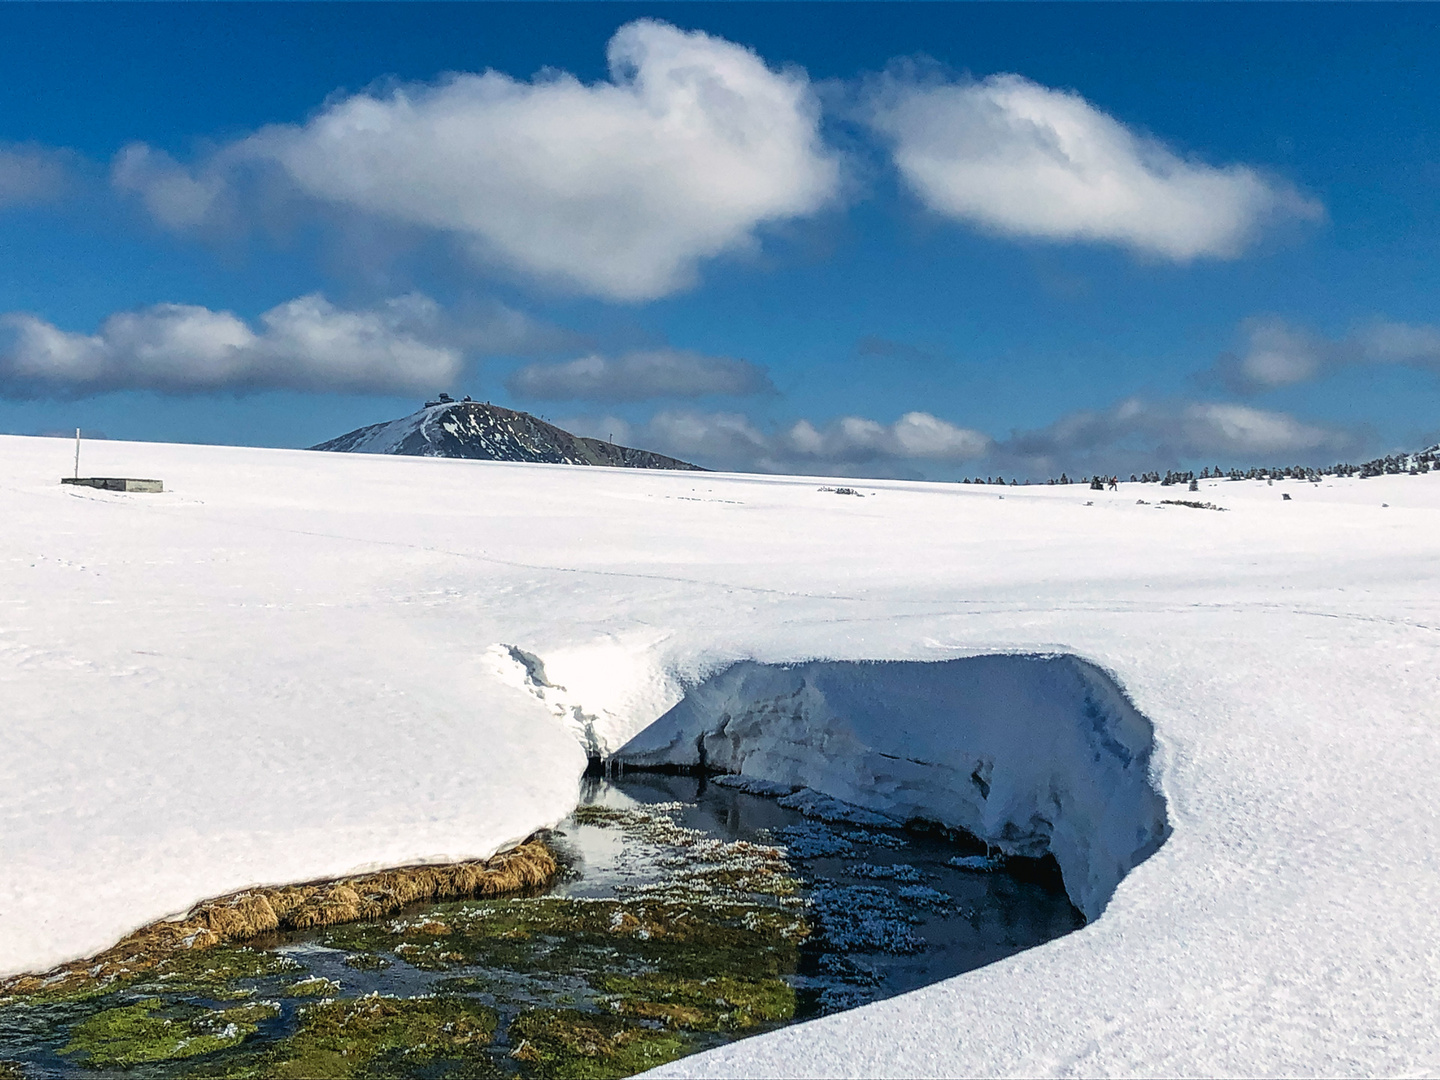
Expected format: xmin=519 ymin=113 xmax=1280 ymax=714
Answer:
xmin=2 ymin=433 xmax=1439 ymax=1077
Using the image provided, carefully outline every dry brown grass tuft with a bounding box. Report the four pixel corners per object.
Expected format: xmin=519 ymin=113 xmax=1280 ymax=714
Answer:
xmin=0 ymin=837 xmax=558 ymax=1000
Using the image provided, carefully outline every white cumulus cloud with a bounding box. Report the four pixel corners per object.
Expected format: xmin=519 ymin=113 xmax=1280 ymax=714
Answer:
xmin=998 ymin=396 xmax=1357 ymax=476
xmin=1354 ymin=320 xmax=1440 ymax=368
xmin=645 ymin=410 xmax=775 ymax=466
xmin=784 ymin=412 xmax=991 ymax=463
xmin=1226 ymin=317 xmax=1332 ymax=390
xmin=117 ymin=20 xmax=840 ymax=301
xmin=1207 ymin=315 xmax=1440 ymax=394
xmin=0 ymin=143 xmax=75 ymax=208
xmin=563 ymin=398 xmax=1356 ymax=479
xmin=863 ymin=71 xmax=1319 ymax=260
xmin=507 ymin=348 xmax=773 ymax=401
xmin=891 ymin=410 xmax=993 ymax=458
xmin=563 ymin=409 xmax=990 ymax=473
xmin=112 ymin=145 xmax=228 ymax=230
xmin=0 ymin=294 xmax=462 ymax=396
xmin=1177 ymin=401 xmax=1337 ymax=455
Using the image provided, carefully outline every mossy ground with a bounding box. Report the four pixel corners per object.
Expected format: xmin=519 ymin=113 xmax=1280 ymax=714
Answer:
xmin=0 ymin=841 xmax=558 ymax=1015
xmin=133 ymin=947 xmax=304 ymax=1001
xmin=0 ymin=801 xmax=813 ymax=1079
xmin=281 ymin=977 xmax=341 ymax=998
xmin=1 ymin=946 xmax=302 ymax=1010
xmin=191 ymin=995 xmax=501 ymax=1079
xmin=322 ymin=894 xmax=807 ymax=979
xmin=3 ymin=792 xmax=1044 ymax=1079
xmin=0 ymin=780 xmax=1084 ymax=1077
xmin=597 ymin=974 xmax=794 ymax=1031
xmin=61 ymin=1000 xmax=279 ymax=1068
xmin=507 ymin=1009 xmax=687 ymax=1079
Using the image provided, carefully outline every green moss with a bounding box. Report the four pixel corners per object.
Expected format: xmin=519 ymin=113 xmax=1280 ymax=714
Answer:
xmin=0 ymin=1061 xmax=26 ymax=1080
xmin=597 ymin=974 xmax=794 ymax=1032
xmin=135 ymin=947 xmax=302 ymax=999
xmin=16 ymin=798 xmax=827 ymax=1078
xmin=393 ymin=940 xmax=470 ymax=972
xmin=2 ymin=970 xmax=145 ymax=1007
xmin=60 ymin=999 xmax=277 ymax=1068
xmin=569 ymin=806 xmax=633 ymax=828
xmin=5 ymin=986 xmax=104 ymax=1009
xmin=507 ymin=1009 xmax=688 ymax=1079
xmin=569 ymin=805 xmax=707 ymax=851
xmin=247 ymin=995 xmax=499 ymax=1079
xmin=6 ymin=946 xmax=302 ymax=1009
xmin=324 ymin=896 xmax=807 ymax=985
xmin=281 ymin=977 xmax=340 ymax=998
xmin=2 ymin=944 xmax=300 ymax=1013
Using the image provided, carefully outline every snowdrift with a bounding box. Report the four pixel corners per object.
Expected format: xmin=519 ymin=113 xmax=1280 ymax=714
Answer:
xmin=615 ymin=656 xmax=1169 ymax=921
xmin=6 ymin=431 xmax=1440 ymax=1076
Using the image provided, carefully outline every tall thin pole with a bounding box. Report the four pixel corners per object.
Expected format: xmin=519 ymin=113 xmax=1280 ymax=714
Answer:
xmin=73 ymin=428 xmax=81 ymax=479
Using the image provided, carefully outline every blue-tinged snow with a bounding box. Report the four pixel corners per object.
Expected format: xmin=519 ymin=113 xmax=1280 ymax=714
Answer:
xmin=2 ymin=432 xmax=1440 ymax=1077
xmin=610 ymin=656 xmax=1168 ymax=921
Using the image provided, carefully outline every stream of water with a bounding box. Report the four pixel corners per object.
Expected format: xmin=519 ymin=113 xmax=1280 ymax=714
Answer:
xmin=0 ymin=774 xmax=1082 ymax=1078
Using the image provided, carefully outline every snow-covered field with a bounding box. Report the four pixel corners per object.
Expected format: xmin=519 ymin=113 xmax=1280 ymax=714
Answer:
xmin=3 ymin=432 xmax=1438 ymax=1077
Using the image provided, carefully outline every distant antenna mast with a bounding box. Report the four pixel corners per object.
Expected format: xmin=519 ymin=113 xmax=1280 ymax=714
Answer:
xmin=73 ymin=428 xmax=81 ymax=480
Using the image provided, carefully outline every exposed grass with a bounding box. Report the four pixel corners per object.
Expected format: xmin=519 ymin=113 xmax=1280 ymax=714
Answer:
xmin=60 ymin=999 xmax=277 ymax=1068
xmin=281 ymin=977 xmax=340 ymax=998
xmin=322 ymin=895 xmax=808 ymax=979
xmin=191 ymin=994 xmax=500 ymax=1079
xmin=508 ymin=1009 xmax=688 ymax=1079
xmin=5 ymin=946 xmax=301 ymax=1008
xmin=1159 ymin=499 xmax=1227 ymax=511
xmin=3 ymin=803 xmax=816 ymax=1079
xmin=136 ymin=946 xmax=302 ymax=1000
xmin=597 ymin=973 xmax=794 ymax=1031
xmin=0 ymin=838 xmax=558 ymax=1003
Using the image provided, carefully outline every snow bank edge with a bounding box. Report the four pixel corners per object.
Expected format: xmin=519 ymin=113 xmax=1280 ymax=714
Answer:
xmin=613 ymin=655 xmax=1169 ymax=921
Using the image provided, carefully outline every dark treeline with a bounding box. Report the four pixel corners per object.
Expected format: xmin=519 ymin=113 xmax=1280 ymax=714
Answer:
xmin=957 ymin=444 xmax=1440 ymax=488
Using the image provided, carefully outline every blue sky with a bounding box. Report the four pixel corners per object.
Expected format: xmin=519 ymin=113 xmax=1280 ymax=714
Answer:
xmin=1 ymin=2 xmax=1438 ymax=480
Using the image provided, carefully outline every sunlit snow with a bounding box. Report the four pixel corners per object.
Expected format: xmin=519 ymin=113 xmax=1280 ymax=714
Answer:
xmin=3 ymin=433 xmax=1438 ymax=1077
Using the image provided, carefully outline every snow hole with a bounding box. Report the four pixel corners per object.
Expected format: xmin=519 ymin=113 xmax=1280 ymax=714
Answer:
xmin=611 ymin=655 xmax=1169 ymax=921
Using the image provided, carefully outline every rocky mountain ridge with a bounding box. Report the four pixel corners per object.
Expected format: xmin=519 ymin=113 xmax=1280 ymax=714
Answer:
xmin=310 ymin=399 xmax=703 ymax=471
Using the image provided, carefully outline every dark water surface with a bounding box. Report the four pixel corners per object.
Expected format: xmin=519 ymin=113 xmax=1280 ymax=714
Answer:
xmin=0 ymin=775 xmax=1081 ymax=1078
xmin=584 ymin=773 xmax=1084 ymax=1014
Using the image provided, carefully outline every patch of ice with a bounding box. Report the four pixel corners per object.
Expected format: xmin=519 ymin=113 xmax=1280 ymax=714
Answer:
xmin=775 ymin=788 xmax=900 ymax=827
xmin=772 ymin=823 xmax=855 ymax=859
xmin=842 ymin=828 xmax=908 ymax=849
xmin=848 ymin=862 xmax=925 ymax=882
xmin=809 ymin=884 xmax=924 ymax=954
xmin=948 ymin=854 xmax=1005 ymax=873
xmin=897 ymin=884 xmax=957 ymax=912
xmin=709 ymin=775 xmax=800 ymax=797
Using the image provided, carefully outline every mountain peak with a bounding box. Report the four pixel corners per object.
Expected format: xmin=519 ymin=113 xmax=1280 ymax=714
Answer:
xmin=309 ymin=400 xmax=703 ymax=471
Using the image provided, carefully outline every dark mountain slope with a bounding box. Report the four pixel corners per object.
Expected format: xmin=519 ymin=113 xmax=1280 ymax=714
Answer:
xmin=310 ymin=400 xmax=703 ymax=471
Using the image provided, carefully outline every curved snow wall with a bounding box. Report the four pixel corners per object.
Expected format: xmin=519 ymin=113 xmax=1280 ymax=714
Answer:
xmin=614 ymin=655 xmax=1168 ymax=922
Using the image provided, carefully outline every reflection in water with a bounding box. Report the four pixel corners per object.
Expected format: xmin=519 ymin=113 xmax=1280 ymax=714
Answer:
xmin=572 ymin=773 xmax=1083 ymax=1018
xmin=0 ymin=775 xmax=1081 ymax=1078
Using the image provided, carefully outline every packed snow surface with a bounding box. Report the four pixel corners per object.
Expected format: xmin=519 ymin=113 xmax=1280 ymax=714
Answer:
xmin=3 ymin=433 xmax=1439 ymax=1076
